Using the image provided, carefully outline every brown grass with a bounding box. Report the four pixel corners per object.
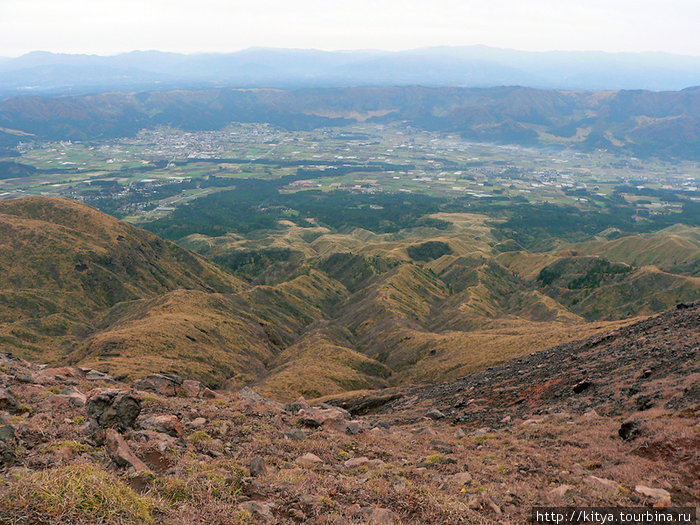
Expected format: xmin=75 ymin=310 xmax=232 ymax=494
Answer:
xmin=0 ymin=464 xmax=158 ymax=524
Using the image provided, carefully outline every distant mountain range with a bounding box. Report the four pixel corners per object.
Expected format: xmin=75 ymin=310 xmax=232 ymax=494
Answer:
xmin=1 ymin=46 xmax=699 ymax=95
xmin=1 ymin=85 xmax=699 ymax=159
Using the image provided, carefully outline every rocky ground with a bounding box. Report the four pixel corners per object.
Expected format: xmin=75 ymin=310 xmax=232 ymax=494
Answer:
xmin=0 ymin=302 xmax=697 ymax=524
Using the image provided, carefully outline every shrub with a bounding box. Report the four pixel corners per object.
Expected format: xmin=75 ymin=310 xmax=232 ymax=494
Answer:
xmin=186 ymin=431 xmax=212 ymax=444
xmin=40 ymin=440 xmax=89 ymax=454
xmin=425 ymin=453 xmax=445 ymax=465
xmin=407 ymin=241 xmax=452 ymax=262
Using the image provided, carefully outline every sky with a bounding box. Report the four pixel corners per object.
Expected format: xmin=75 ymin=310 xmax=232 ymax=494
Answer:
xmin=1 ymin=0 xmax=699 ymax=57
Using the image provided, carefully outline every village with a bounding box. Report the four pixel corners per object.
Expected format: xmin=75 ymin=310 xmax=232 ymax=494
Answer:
xmin=1 ymin=123 xmax=697 ymax=223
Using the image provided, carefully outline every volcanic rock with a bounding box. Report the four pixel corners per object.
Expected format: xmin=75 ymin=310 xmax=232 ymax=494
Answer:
xmin=249 ymin=456 xmax=268 ymax=477
xmin=133 ymin=374 xmax=182 ymax=397
xmin=295 ymin=453 xmax=323 ymax=467
xmin=0 ymin=388 xmax=20 ymax=413
xmin=619 ymin=420 xmax=642 ymax=441
xmin=635 ymin=485 xmax=672 ymax=507
xmin=138 ymin=414 xmax=183 ymax=438
xmin=181 ymin=379 xmax=201 ymax=397
xmin=298 ymin=406 xmax=349 ymax=429
xmin=86 ymin=389 xmax=141 ymax=432
xmin=105 ymin=429 xmax=150 ymax=472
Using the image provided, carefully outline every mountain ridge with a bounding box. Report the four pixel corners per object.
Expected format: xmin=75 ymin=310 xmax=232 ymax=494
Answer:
xmin=2 ymin=85 xmax=700 ymax=159
xmin=1 ymin=46 xmax=700 ymax=94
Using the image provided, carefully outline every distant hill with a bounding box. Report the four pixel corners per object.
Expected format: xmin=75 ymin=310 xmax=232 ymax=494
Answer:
xmin=1 ymin=85 xmax=700 ymax=159
xmin=1 ymin=47 xmax=699 ymax=95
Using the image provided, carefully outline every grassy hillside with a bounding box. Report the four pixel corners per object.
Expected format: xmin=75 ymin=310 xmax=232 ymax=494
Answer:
xmin=70 ymin=290 xmax=275 ymax=386
xmin=574 ymin=226 xmax=700 ymax=276
xmin=0 ymin=197 xmax=245 ymax=363
xmin=0 ymin=197 xmax=697 ymax=401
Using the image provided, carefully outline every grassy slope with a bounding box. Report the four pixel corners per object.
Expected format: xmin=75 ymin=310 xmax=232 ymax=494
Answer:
xmin=0 ymin=197 xmax=245 ymax=364
xmin=70 ymin=290 xmax=276 ymax=386
xmin=574 ymin=225 xmax=700 ymax=276
xmin=253 ymin=329 xmax=392 ymax=401
xmin=1 ymin=197 xmax=697 ymax=401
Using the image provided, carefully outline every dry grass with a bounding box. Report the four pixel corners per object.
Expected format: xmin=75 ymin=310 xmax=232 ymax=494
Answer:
xmin=153 ymin=460 xmax=244 ymax=505
xmin=575 ymin=225 xmax=700 ymax=275
xmin=390 ymin=317 xmax=637 ymax=383
xmin=1 ymin=196 xmax=696 ymax=404
xmin=0 ymin=464 xmax=158 ymax=525
xmin=254 ymin=332 xmax=391 ymax=401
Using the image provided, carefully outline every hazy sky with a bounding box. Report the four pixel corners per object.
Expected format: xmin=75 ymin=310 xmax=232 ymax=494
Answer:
xmin=1 ymin=0 xmax=698 ymax=57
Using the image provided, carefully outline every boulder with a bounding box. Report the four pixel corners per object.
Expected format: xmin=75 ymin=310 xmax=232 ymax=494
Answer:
xmin=105 ymin=429 xmax=150 ymax=472
xmin=202 ymin=387 xmax=220 ymax=399
xmin=57 ymin=386 xmax=87 ymax=407
xmin=0 ymin=388 xmax=20 ymax=413
xmin=85 ymin=369 xmax=113 ymax=381
xmin=426 ymin=409 xmax=446 ymax=420
xmin=0 ymin=416 xmax=15 ymax=443
xmin=619 ymin=420 xmax=642 ymax=441
xmin=138 ymin=414 xmax=183 ymax=438
xmin=48 ymin=394 xmax=78 ymax=411
xmin=584 ymin=475 xmax=619 ymax=493
xmin=188 ymin=417 xmax=207 ymax=429
xmin=238 ymin=501 xmax=274 ymax=523
xmin=283 ymin=429 xmax=306 ymax=441
xmin=485 ymin=497 xmax=502 ymax=515
xmin=236 ymin=387 xmax=283 ymax=410
xmin=344 ymin=456 xmax=384 ymax=469
xmin=249 ymin=456 xmax=268 ymax=477
xmin=130 ymin=429 xmax=178 ymax=449
xmin=572 ymin=379 xmax=592 ymax=393
xmin=635 ymin=485 xmax=671 ymax=507
xmin=237 ymin=387 xmax=266 ymax=403
xmin=0 ymin=442 xmax=15 ymax=467
xmin=86 ymin=389 xmax=141 ymax=432
xmin=298 ymin=406 xmax=349 ymax=429
xmin=181 ymin=380 xmax=201 ymax=397
xmin=133 ymin=374 xmax=182 ymax=397
xmin=295 ymin=453 xmax=323 ymax=467
xmin=345 ymin=420 xmax=366 ymax=435
xmin=549 ymin=484 xmax=574 ymax=497
xmin=285 ymin=396 xmax=310 ymax=414
xmin=450 ymin=472 xmax=473 ymax=485
xmin=35 ymin=367 xmax=86 ymax=384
